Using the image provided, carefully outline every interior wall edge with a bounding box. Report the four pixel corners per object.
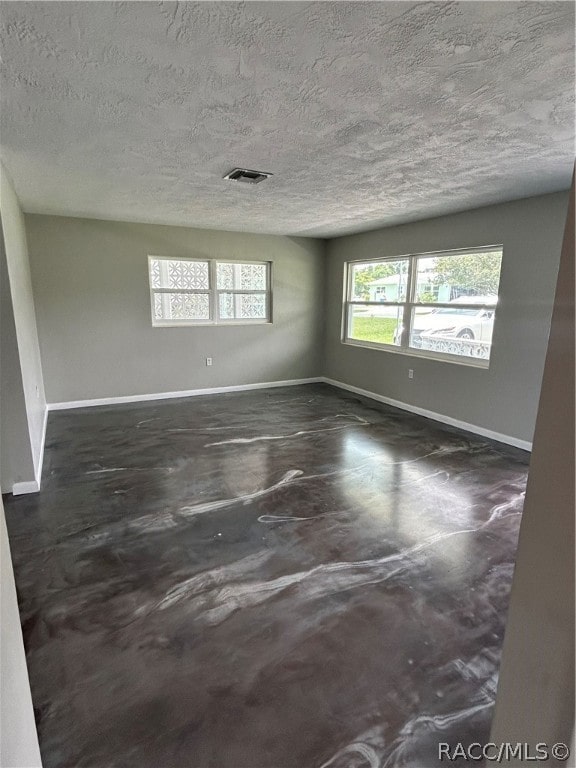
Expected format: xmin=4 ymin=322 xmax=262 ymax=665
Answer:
xmin=0 ymin=163 xmax=47 ymax=481
xmin=0 ymin=406 xmax=48 ymax=498
xmin=489 ymin=167 xmax=575 ymax=752
xmin=0 ymin=499 xmax=43 ymax=767
xmin=0 ymin=216 xmax=37 ymax=492
xmin=35 ymin=405 xmax=48 ymax=486
xmin=36 ymin=403 xmax=48 ymax=485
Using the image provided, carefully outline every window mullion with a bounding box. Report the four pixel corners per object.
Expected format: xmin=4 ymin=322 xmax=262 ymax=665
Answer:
xmin=210 ymin=260 xmax=217 ymax=322
xmin=401 ymin=257 xmax=416 ymax=347
xmin=158 ymin=259 xmax=171 ymax=320
xmin=345 ymin=263 xmax=354 ymax=339
xmin=153 ymin=288 xmax=211 ymax=295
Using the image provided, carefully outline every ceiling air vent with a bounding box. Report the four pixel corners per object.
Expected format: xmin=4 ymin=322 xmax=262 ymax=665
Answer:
xmin=224 ymin=168 xmax=273 ymax=184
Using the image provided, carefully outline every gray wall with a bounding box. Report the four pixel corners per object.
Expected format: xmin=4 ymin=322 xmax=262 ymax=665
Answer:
xmin=324 ymin=191 xmax=569 ymax=444
xmin=0 ymin=168 xmax=44 ymax=766
xmin=0 ymin=500 xmax=43 ymax=767
xmin=0 ymin=163 xmax=46 ymax=485
xmin=1 ymin=227 xmax=36 ymax=490
xmin=25 ymin=215 xmax=326 ymax=403
xmin=490 ymin=173 xmax=574 ymax=758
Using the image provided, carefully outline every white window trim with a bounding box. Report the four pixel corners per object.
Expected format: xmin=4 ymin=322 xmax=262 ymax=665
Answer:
xmin=342 ymin=245 xmax=503 ymax=368
xmin=148 ymin=256 xmax=272 ymax=327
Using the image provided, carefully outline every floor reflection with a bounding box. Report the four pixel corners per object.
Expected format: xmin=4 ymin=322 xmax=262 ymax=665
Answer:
xmin=4 ymin=384 xmax=529 ymax=768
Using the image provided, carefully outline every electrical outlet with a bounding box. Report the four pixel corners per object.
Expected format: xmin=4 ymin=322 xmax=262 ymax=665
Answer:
xmin=206 ymin=357 xmax=213 ymax=366
xmin=408 ymin=369 xmax=414 ymax=379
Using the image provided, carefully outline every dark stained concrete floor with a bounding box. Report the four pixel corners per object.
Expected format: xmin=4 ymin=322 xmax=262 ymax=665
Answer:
xmin=4 ymin=384 xmax=529 ymax=768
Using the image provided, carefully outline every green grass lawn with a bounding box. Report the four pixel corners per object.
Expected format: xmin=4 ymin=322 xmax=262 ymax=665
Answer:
xmin=350 ymin=316 xmax=397 ymax=344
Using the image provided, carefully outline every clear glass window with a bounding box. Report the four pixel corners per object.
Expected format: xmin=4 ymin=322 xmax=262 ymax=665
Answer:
xmin=343 ymin=247 xmax=503 ymax=366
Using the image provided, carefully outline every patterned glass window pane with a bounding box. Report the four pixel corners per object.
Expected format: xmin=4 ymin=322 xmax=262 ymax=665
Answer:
xmin=153 ymin=292 xmax=210 ymax=321
xmin=216 ymin=263 xmax=267 ymax=290
xmin=219 ymin=293 xmax=234 ymax=319
xmin=240 ymin=264 xmax=266 ymax=290
xmin=240 ymin=294 xmax=266 ymax=318
xmin=216 ymin=264 xmax=234 ymax=290
xmin=218 ymin=293 xmax=267 ymax=320
xmin=149 ymin=259 xmax=209 ymax=290
xmin=150 ymin=259 xmax=162 ymax=288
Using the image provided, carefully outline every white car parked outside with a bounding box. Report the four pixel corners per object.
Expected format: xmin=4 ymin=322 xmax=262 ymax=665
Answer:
xmin=395 ymin=296 xmax=497 ymax=347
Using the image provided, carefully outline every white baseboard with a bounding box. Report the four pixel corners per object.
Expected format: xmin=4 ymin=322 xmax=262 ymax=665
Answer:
xmin=12 ymin=479 xmax=41 ymax=496
xmin=29 ymin=376 xmax=528 ymax=498
xmin=322 ymin=377 xmax=532 ymax=452
xmin=47 ymin=377 xmax=324 ymax=412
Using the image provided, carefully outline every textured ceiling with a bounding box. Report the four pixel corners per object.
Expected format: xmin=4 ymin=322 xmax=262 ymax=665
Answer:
xmin=1 ymin=1 xmax=574 ymax=238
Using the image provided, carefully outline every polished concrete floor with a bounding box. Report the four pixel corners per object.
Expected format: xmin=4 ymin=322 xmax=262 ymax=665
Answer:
xmin=4 ymin=384 xmax=528 ymax=768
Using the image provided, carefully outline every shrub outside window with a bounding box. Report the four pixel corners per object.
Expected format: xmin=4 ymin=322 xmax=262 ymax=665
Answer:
xmin=343 ymin=246 xmax=503 ymax=366
xmin=148 ymin=257 xmax=271 ymax=326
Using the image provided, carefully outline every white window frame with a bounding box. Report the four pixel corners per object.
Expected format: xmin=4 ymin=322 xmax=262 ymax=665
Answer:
xmin=342 ymin=245 xmax=503 ymax=368
xmin=148 ymin=256 xmax=272 ymax=327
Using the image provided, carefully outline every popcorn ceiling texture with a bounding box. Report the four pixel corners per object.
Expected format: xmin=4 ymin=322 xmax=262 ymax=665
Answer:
xmin=0 ymin=1 xmax=574 ymax=237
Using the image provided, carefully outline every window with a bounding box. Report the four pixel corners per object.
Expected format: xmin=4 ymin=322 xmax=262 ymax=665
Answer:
xmin=343 ymin=246 xmax=503 ymax=366
xmin=148 ymin=257 xmax=271 ymax=326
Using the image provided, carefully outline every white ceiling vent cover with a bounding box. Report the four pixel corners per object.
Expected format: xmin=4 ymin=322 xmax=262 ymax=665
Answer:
xmin=224 ymin=168 xmax=273 ymax=184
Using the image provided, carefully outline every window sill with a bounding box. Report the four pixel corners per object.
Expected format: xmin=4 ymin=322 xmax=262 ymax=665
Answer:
xmin=152 ymin=320 xmax=272 ymax=327
xmin=341 ymin=339 xmax=491 ymax=369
